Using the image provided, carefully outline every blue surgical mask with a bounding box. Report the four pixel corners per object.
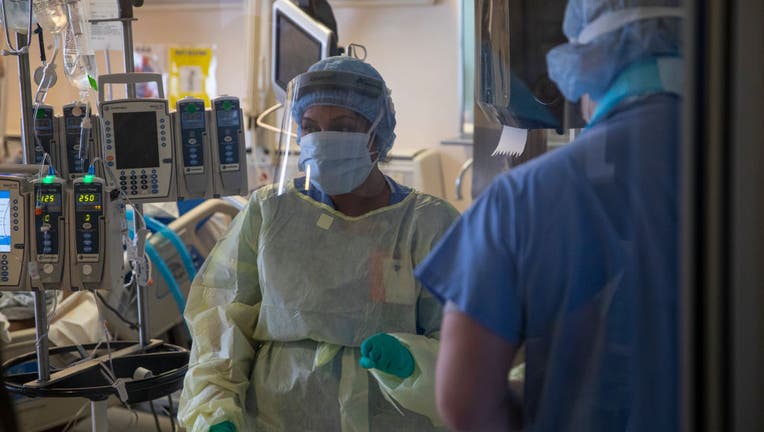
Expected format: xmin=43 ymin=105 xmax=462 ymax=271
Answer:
xmin=298 ymin=130 xmax=376 ymax=195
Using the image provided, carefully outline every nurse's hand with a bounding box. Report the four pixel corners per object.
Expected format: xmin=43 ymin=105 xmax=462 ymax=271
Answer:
xmin=360 ymin=333 xmax=415 ymax=379
xmin=209 ymin=420 xmax=236 ymax=432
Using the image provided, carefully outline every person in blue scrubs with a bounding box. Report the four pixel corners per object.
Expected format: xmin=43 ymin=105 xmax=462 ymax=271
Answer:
xmin=415 ymin=1 xmax=683 ymax=431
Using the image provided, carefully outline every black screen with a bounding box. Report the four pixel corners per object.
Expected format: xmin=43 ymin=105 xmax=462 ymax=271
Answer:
xmin=114 ymin=112 xmax=160 ymax=169
xmin=35 ymin=118 xmax=52 ymax=130
xmin=66 ymin=115 xmax=83 ymax=129
xmin=216 ymin=109 xmax=240 ymax=128
xmin=276 ymin=14 xmax=322 ymax=90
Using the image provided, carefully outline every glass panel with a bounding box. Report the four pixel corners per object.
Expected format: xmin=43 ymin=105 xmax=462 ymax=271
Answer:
xmin=428 ymin=2 xmax=685 ymax=432
xmin=0 ymin=0 xmax=688 ymax=431
xmin=461 ymin=0 xmax=475 ymax=136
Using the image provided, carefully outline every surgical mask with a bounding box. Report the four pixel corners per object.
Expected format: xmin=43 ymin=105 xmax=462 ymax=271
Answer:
xmin=298 ymin=127 xmax=379 ymax=196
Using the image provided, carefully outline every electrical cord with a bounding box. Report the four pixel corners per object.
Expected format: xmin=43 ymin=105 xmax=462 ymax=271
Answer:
xmin=149 ymin=399 xmax=162 ymax=432
xmin=93 ymin=289 xmax=138 ymax=330
xmin=61 ymin=402 xmax=90 ymax=432
xmin=167 ymin=394 xmax=177 ymax=432
xmin=256 ymin=102 xmax=297 ymax=137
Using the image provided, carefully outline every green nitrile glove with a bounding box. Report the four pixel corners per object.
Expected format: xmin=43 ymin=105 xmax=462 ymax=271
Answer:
xmin=210 ymin=420 xmax=236 ymax=432
xmin=360 ymin=333 xmax=415 ymax=379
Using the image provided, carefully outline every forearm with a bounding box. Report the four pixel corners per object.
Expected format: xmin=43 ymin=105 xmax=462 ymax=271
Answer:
xmin=436 ymin=310 xmax=520 ymax=431
xmin=482 ymin=386 xmax=523 ymax=432
xmin=441 ymin=383 xmax=522 ymax=432
xmin=178 ymin=302 xmax=259 ymax=431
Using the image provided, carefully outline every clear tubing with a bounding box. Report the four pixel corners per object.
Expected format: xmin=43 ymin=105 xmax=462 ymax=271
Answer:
xmin=78 ymin=104 xmax=91 ymax=160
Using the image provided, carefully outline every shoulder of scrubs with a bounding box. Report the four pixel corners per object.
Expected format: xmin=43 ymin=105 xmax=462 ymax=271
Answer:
xmin=414 ymin=164 xmax=530 ymax=345
xmin=416 ymin=95 xmax=678 ymax=345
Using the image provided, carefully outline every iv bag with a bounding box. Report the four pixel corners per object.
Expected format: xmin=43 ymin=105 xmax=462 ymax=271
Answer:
xmin=62 ymin=0 xmax=96 ymax=92
xmin=32 ymin=0 xmax=67 ymax=34
xmin=2 ymin=0 xmax=35 ymax=34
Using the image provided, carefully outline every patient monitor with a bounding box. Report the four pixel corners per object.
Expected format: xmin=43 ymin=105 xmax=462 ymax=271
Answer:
xmin=272 ymin=0 xmax=336 ymax=102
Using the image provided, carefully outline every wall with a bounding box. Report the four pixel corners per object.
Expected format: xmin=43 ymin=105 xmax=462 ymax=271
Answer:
xmin=2 ymin=0 xmax=473 ymax=210
xmin=332 ymin=0 xmax=472 ymax=210
xmin=2 ymin=3 xmax=247 ymax=134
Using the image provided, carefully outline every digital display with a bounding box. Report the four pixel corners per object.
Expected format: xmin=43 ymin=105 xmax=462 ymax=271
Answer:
xmin=38 ymin=194 xmax=57 ymax=203
xmin=0 ymin=190 xmax=10 ymax=253
xmin=181 ymin=109 xmax=205 ymax=129
xmin=76 ymin=192 xmax=102 ymax=205
xmin=66 ymin=115 xmax=83 ymax=129
xmin=216 ymin=109 xmax=240 ymax=128
xmin=36 ymin=187 xmax=61 ymax=211
xmin=35 ymin=118 xmax=52 ymax=129
xmin=34 ymin=185 xmax=62 ymax=255
xmin=75 ymin=184 xmax=102 ymax=255
xmin=113 ymin=112 xmax=160 ymax=169
xmin=276 ymin=14 xmax=322 ymax=90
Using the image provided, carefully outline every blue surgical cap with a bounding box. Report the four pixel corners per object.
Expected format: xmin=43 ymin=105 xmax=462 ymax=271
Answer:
xmin=292 ymin=56 xmax=397 ymax=160
xmin=546 ymin=0 xmax=683 ymax=102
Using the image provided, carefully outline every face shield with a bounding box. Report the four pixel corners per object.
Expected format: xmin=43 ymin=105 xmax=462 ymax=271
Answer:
xmin=275 ymin=69 xmax=388 ymax=197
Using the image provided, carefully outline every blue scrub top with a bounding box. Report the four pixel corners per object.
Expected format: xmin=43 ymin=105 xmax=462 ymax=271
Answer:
xmin=415 ymin=94 xmax=679 ymax=432
xmin=294 ymin=175 xmax=412 ymax=207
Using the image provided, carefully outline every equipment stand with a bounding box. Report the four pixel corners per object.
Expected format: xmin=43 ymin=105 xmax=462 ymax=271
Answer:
xmin=15 ymin=33 xmax=35 ymax=164
xmin=91 ymin=399 xmax=109 ymax=431
xmin=32 ymin=287 xmax=50 ymax=383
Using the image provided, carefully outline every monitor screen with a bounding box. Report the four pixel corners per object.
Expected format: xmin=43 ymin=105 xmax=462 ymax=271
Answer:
xmin=0 ymin=190 xmax=10 ymax=253
xmin=35 ymin=118 xmax=53 ymax=130
xmin=216 ymin=109 xmax=240 ymax=128
xmin=181 ymin=109 xmax=205 ymax=129
xmin=275 ymin=13 xmax=323 ymax=91
xmin=113 ymin=111 xmax=160 ymax=169
xmin=76 ymin=191 xmax=102 ymax=206
xmin=66 ymin=115 xmax=83 ymax=129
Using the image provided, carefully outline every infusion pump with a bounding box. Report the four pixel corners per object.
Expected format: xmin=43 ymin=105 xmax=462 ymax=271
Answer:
xmin=97 ymin=74 xmax=248 ymax=203
xmin=100 ymin=100 xmax=176 ymax=202
xmin=0 ymin=169 xmax=124 ymax=292
xmin=99 ymin=73 xmax=177 ymax=203
xmin=173 ymin=96 xmax=248 ymax=200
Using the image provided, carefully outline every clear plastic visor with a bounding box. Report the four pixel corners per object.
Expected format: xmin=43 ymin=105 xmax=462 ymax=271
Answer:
xmin=274 ymin=70 xmax=385 ymax=196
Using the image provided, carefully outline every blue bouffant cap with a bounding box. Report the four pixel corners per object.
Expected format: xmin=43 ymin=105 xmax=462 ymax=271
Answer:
xmin=292 ymin=56 xmax=397 ymax=159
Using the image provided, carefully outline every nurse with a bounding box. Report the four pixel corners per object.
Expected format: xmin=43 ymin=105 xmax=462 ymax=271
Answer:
xmin=178 ymin=56 xmax=459 ymax=432
xmin=415 ymin=0 xmax=683 ymax=430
